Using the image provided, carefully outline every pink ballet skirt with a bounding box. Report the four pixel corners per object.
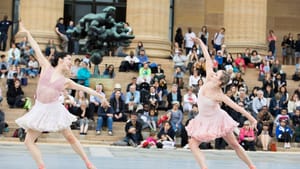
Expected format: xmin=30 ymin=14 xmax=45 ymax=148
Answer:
xmin=186 ymin=89 xmax=238 ymax=142
xmin=15 ymin=100 xmax=77 ymax=132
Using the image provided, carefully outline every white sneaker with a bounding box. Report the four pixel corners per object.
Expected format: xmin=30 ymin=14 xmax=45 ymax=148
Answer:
xmin=96 ymin=131 xmax=101 ymax=135
xmin=1 ymin=74 xmax=5 ymax=78
xmin=286 ymin=142 xmax=291 ymax=149
xmin=183 ymin=144 xmax=190 ymax=149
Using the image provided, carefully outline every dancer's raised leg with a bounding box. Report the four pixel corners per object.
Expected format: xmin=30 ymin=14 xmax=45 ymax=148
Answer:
xmin=24 ymin=129 xmax=44 ymax=169
xmin=61 ymin=128 xmax=97 ymax=169
xmin=189 ymin=137 xmax=208 ymax=169
xmin=223 ymin=132 xmax=256 ymax=169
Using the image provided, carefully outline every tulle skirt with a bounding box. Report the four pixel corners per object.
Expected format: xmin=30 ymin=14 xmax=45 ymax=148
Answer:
xmin=186 ymin=109 xmax=238 ymax=142
xmin=15 ymin=100 xmax=77 ymax=132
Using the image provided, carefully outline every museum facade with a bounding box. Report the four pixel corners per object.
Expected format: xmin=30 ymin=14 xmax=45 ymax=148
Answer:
xmin=0 ymin=0 xmax=299 ymax=58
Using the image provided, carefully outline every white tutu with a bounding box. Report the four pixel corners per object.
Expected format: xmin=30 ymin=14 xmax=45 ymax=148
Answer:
xmin=15 ymin=100 xmax=77 ymax=132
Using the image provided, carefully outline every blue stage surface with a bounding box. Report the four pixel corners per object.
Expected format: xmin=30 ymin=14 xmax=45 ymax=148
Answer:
xmin=0 ymin=143 xmax=298 ymax=169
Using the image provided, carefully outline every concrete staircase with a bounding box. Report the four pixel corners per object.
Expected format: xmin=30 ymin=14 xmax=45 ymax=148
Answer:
xmin=1 ymin=56 xmax=300 ymax=151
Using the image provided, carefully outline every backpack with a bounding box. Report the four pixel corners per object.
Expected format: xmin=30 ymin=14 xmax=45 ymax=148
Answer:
xmin=119 ymin=61 xmax=128 ymax=72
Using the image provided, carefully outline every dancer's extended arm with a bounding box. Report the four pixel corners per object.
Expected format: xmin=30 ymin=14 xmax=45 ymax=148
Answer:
xmin=221 ymin=94 xmax=257 ymax=128
xmin=65 ymin=79 xmax=110 ymax=106
xmin=193 ymin=38 xmax=214 ymax=76
xmin=19 ymin=22 xmax=50 ymax=69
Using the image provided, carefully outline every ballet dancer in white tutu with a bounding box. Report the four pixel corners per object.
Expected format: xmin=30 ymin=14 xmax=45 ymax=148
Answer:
xmin=15 ymin=22 xmax=107 ymax=169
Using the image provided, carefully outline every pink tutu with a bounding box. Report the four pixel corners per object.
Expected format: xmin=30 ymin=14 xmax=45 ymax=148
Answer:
xmin=15 ymin=100 xmax=77 ymax=132
xmin=186 ymin=92 xmax=238 ymax=142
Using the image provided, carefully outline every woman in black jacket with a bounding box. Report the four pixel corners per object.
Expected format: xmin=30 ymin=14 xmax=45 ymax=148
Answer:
xmin=110 ymin=90 xmax=127 ymax=122
xmin=6 ymin=79 xmax=25 ymax=108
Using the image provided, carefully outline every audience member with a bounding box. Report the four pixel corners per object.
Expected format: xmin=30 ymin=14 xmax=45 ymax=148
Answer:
xmin=250 ymin=50 xmax=262 ymax=68
xmin=137 ymin=62 xmax=151 ymax=84
xmin=258 ymin=122 xmax=272 ymax=151
xmin=174 ymin=27 xmax=184 ymax=48
xmin=25 ymin=55 xmax=39 ymax=78
xmin=173 ymin=66 xmax=184 ymax=89
xmin=96 ymin=104 xmax=114 ymax=136
xmin=110 ymin=90 xmax=127 ymax=122
xmin=77 ymin=61 xmax=91 ymax=87
xmin=182 ymin=87 xmax=197 ymax=113
xmin=135 ymin=41 xmax=145 ymax=56
xmin=167 ymin=84 xmax=182 ymax=110
xmin=184 ymin=27 xmax=196 ymax=55
xmin=7 ymin=42 xmax=21 ymax=66
xmin=103 ymin=64 xmax=115 ymax=78
xmin=276 ymin=119 xmax=293 ymax=148
xmin=74 ymin=90 xmax=89 ymax=135
xmin=88 ymin=83 xmax=105 ymax=119
xmin=123 ymin=51 xmax=139 ymax=71
xmin=252 ymin=90 xmax=267 ymax=118
xmin=239 ymin=120 xmax=256 ymax=151
xmin=167 ymin=101 xmax=183 ymax=135
xmin=0 ymin=54 xmax=9 ymax=78
xmin=55 ymin=17 xmax=68 ymax=52
xmin=6 ymin=79 xmax=27 ymax=108
xmin=0 ymin=15 xmax=12 ymax=51
xmin=124 ymin=112 xmax=143 ymax=146
xmin=125 ymin=85 xmax=141 ymax=112
xmin=212 ymin=27 xmax=225 ymax=51
xmin=157 ymin=121 xmax=176 ymax=149
xmin=173 ymin=49 xmax=188 ymax=72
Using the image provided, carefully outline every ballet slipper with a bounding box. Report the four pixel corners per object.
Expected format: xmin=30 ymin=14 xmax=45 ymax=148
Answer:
xmin=38 ymin=164 xmax=45 ymax=169
xmin=86 ymin=162 xmax=97 ymax=169
xmin=249 ymin=165 xmax=256 ymax=169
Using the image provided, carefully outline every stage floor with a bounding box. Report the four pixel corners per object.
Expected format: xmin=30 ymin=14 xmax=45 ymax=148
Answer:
xmin=0 ymin=143 xmax=298 ymax=169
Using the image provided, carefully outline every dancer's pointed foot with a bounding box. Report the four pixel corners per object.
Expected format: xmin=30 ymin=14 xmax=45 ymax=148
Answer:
xmin=86 ymin=162 xmax=97 ymax=169
xmin=38 ymin=164 xmax=45 ymax=169
xmin=249 ymin=165 xmax=256 ymax=169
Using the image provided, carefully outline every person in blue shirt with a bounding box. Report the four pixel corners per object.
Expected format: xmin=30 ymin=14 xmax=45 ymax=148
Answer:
xmin=0 ymin=15 xmax=13 ymax=51
xmin=276 ymin=119 xmax=293 ymax=148
xmin=76 ymin=61 xmax=91 ymax=87
xmin=215 ymin=50 xmax=224 ymax=70
xmin=137 ymin=49 xmax=149 ymax=69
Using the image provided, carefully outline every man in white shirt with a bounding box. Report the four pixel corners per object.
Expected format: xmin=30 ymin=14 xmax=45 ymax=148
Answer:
xmin=252 ymin=90 xmax=267 ymax=119
xmin=184 ymin=27 xmax=196 ymax=55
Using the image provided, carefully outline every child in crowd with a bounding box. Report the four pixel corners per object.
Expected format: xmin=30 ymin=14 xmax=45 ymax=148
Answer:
xmin=276 ymin=119 xmax=293 ymax=148
xmin=258 ymin=122 xmax=272 ymax=151
xmin=139 ymin=131 xmax=158 ymax=148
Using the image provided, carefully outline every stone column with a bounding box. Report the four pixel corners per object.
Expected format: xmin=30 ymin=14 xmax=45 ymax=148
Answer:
xmin=224 ymin=0 xmax=267 ymax=54
xmin=126 ymin=0 xmax=171 ymax=58
xmin=16 ymin=0 xmax=64 ymax=50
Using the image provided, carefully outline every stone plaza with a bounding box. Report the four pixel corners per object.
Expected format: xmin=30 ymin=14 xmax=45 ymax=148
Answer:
xmin=0 ymin=143 xmax=299 ymax=169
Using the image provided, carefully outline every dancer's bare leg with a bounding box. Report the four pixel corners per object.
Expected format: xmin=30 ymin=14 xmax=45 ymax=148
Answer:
xmin=24 ymin=129 xmax=44 ymax=169
xmin=188 ymin=137 xmax=208 ymax=169
xmin=61 ymin=128 xmax=96 ymax=169
xmin=223 ymin=133 xmax=256 ymax=169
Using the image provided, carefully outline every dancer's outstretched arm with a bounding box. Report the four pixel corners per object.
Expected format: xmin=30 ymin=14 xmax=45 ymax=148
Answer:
xmin=65 ymin=78 xmax=110 ymax=106
xmin=193 ymin=37 xmax=214 ymax=76
xmin=19 ymin=22 xmax=50 ymax=69
xmin=221 ymin=94 xmax=257 ymax=128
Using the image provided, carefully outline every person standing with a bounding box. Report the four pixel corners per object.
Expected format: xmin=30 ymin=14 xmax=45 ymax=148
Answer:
xmin=16 ymin=22 xmax=108 ymax=169
xmin=213 ymin=27 xmax=225 ymax=52
xmin=184 ymin=27 xmax=196 ymax=55
xmin=0 ymin=15 xmax=13 ymax=51
xmin=268 ymin=30 xmax=277 ymax=56
xmin=186 ymin=37 xmax=257 ymax=169
xmin=55 ymin=17 xmax=69 ymax=52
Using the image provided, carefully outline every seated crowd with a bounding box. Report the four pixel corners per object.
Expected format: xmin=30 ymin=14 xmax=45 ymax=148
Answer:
xmin=1 ymin=29 xmax=300 ymax=152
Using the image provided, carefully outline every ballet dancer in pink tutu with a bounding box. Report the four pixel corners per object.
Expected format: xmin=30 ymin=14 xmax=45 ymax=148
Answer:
xmin=186 ymin=38 xmax=257 ymax=169
xmin=15 ymin=22 xmax=107 ymax=169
